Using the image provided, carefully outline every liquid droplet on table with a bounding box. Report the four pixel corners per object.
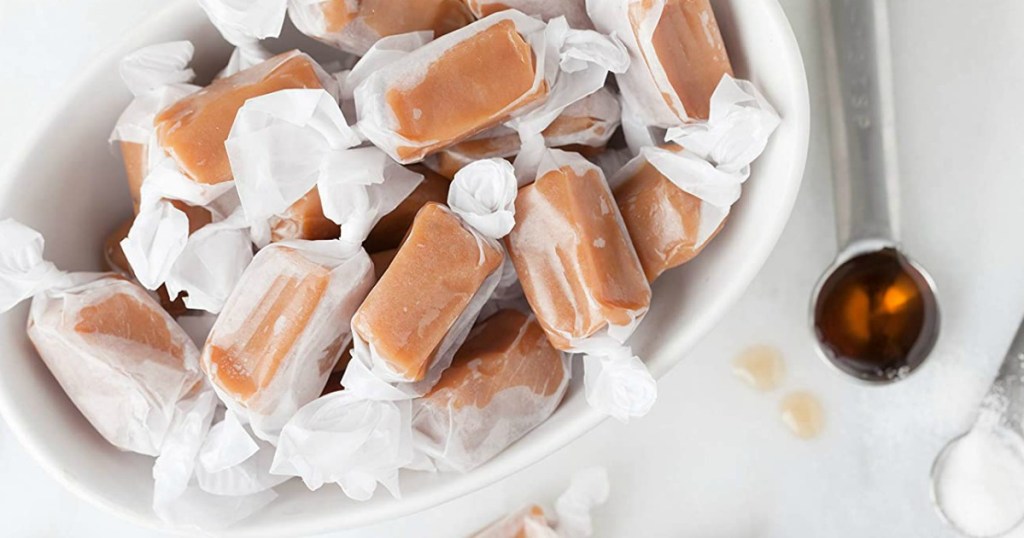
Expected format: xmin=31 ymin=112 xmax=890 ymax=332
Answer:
xmin=731 ymin=345 xmax=785 ymax=391
xmin=780 ymin=391 xmax=824 ymax=440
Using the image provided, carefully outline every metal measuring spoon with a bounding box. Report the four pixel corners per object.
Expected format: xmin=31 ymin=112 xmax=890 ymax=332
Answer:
xmin=931 ymin=320 xmax=1024 ymax=536
xmin=811 ymin=0 xmax=940 ymax=383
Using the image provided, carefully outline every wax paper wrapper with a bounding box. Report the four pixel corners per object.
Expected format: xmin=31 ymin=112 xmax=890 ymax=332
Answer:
xmin=412 ymin=310 xmax=571 ymax=472
xmin=153 ymin=394 xmax=287 ymax=531
xmin=0 ymin=221 xmax=239 ymax=526
xmin=354 ymin=10 xmax=628 ymax=164
xmin=586 ymin=0 xmax=733 ymax=127
xmin=0 ymin=220 xmax=206 ymax=456
xmin=427 ymin=87 xmax=622 ymax=179
xmin=120 ymin=161 xmax=250 ymax=314
xmin=110 ymin=41 xmax=200 ymax=146
xmin=474 ymin=467 xmax=609 ymax=538
xmin=200 ymin=239 xmax=375 ymax=443
xmin=506 ymin=150 xmax=657 ymax=421
xmin=271 ymin=159 xmax=518 ymax=500
xmin=198 ymin=0 xmax=286 ymax=76
xmin=610 ymin=76 xmax=781 ymax=281
xmin=465 ymin=0 xmax=593 ymax=29
xmin=289 ymin=0 xmax=475 ymax=56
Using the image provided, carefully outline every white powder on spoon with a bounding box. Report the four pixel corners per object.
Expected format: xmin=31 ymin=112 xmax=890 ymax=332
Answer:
xmin=934 ymin=405 xmax=1024 ymax=537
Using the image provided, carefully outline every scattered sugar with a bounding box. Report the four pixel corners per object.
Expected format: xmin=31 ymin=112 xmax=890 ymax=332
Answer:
xmin=593 ymin=238 xmax=606 ymax=249
xmin=934 ymin=402 xmax=1024 ymax=537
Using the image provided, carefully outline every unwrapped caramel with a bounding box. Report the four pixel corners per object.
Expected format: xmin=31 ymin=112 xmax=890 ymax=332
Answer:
xmin=352 ymin=203 xmax=504 ymax=382
xmin=506 ymin=155 xmax=651 ymax=349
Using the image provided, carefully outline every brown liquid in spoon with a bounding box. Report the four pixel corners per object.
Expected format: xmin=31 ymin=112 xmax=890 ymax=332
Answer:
xmin=814 ymin=248 xmax=937 ymax=381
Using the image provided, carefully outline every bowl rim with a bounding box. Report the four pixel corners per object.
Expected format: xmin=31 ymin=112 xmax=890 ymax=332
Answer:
xmin=0 ymin=0 xmax=810 ymax=534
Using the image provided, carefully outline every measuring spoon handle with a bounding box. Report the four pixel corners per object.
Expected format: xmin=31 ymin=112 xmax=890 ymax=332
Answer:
xmin=821 ymin=0 xmax=900 ymax=247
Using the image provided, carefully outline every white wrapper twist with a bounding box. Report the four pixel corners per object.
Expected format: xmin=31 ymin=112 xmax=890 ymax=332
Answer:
xmin=224 ymin=88 xmax=422 ymax=247
xmin=581 ymin=346 xmax=657 ymax=423
xmin=448 ymin=159 xmax=518 ymax=239
xmin=553 ymin=467 xmax=610 ymax=538
xmin=110 ymin=41 xmax=199 ymax=144
xmin=665 ymin=75 xmax=781 ymax=181
xmin=225 ymin=88 xmax=361 ymax=246
xmin=0 ymin=220 xmax=67 ymax=311
xmin=197 ymin=0 xmax=286 ymax=75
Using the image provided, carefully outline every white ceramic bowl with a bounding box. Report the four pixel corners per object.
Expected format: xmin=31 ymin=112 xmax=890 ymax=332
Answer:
xmin=0 ymin=1 xmax=808 ymax=535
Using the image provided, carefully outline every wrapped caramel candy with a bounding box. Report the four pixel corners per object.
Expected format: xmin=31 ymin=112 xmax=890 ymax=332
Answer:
xmin=474 ymin=505 xmax=553 ymax=538
xmin=201 ymin=240 xmax=374 ymax=440
xmin=473 ymin=467 xmax=609 ymax=538
xmin=505 ymin=149 xmax=657 ymax=421
xmin=587 ymin=0 xmax=733 ymax=126
xmin=413 ymin=309 xmax=569 ymax=472
xmin=273 ymin=159 xmax=519 ymax=500
xmin=612 ymin=143 xmax=723 ymax=282
xmin=612 ymin=77 xmax=783 ymax=282
xmin=155 ymin=50 xmax=335 ymax=187
xmin=464 ymin=0 xmax=592 ymax=29
xmin=0 ymin=220 xmax=212 ymax=457
xmin=506 ymin=150 xmax=650 ymax=350
xmin=290 ymin=0 xmax=476 ymax=55
xmin=355 ymin=11 xmax=629 ymax=164
xmin=352 ymin=202 xmax=505 ymax=385
xmin=109 ymin=41 xmax=200 ymax=213
xmin=430 ymin=88 xmax=621 ymax=179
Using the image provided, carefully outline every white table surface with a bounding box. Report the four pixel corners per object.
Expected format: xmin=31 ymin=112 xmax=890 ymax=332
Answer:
xmin=3 ymin=0 xmax=1024 ymax=536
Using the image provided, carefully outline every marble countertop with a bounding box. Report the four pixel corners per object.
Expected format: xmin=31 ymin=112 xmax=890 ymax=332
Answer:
xmin=2 ymin=0 xmax=1024 ymax=536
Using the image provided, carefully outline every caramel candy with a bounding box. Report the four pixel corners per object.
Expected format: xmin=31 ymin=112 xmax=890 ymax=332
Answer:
xmin=506 ymin=158 xmax=651 ymax=350
xmin=364 ymin=165 xmax=450 ymax=252
xmin=27 ymin=276 xmax=203 ymax=455
xmin=465 ymin=0 xmax=591 ymax=29
xmin=352 ymin=203 xmax=504 ymax=382
xmin=121 ymin=142 xmax=147 ymax=211
xmin=369 ymin=248 xmax=398 ymax=281
xmin=472 ymin=505 xmax=551 ymax=538
xmin=202 ymin=243 xmax=373 ymax=428
xmin=423 ymin=310 xmax=564 ymax=410
xmin=365 ymin=17 xmax=548 ymax=163
xmin=322 ymin=0 xmax=473 ymax=40
xmin=629 ymin=0 xmax=733 ymax=121
xmin=154 ymin=51 xmax=327 ymax=186
xmin=431 ymin=89 xmax=620 ymax=178
xmin=322 ymin=341 xmax=355 ymax=396
xmin=269 ymin=187 xmax=340 ymax=243
xmin=613 ymin=149 xmax=721 ymax=282
xmin=414 ymin=309 xmax=567 ymax=471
